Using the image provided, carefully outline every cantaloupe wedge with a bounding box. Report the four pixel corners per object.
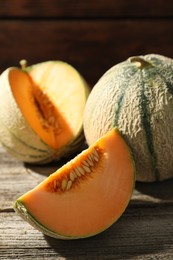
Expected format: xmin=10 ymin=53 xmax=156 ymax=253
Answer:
xmin=14 ymin=129 xmax=135 ymax=239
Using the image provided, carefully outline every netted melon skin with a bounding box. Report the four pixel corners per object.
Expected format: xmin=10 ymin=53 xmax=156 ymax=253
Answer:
xmin=84 ymin=54 xmax=173 ymax=182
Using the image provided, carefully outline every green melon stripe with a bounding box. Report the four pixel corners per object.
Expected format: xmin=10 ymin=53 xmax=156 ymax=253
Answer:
xmin=113 ymin=94 xmax=125 ymax=126
xmin=113 ymin=65 xmax=160 ymax=181
xmin=140 ymin=70 xmax=160 ymax=181
xmin=156 ymin=64 xmax=173 ymax=95
xmin=113 ymin=66 xmax=137 ymax=126
xmin=0 ymin=118 xmax=50 ymax=154
xmin=0 ymin=140 xmax=51 ymax=159
xmin=158 ymin=71 xmax=173 ymax=95
xmin=165 ymin=81 xmax=173 ymax=94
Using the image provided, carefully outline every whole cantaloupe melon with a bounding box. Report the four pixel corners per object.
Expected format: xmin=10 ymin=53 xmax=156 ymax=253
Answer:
xmin=84 ymin=54 xmax=173 ymax=182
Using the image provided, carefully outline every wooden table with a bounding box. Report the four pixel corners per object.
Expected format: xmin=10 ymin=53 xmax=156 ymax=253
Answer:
xmin=0 ymin=146 xmax=173 ymax=260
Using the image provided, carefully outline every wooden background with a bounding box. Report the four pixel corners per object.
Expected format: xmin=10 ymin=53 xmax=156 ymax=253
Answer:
xmin=0 ymin=0 xmax=173 ymax=86
xmin=0 ymin=1 xmax=173 ymax=259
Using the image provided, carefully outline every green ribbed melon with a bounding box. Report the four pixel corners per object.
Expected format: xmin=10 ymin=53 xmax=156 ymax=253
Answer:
xmin=84 ymin=54 xmax=173 ymax=182
xmin=0 ymin=61 xmax=89 ymax=164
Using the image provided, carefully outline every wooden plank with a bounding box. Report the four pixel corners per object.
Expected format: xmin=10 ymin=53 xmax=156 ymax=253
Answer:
xmin=0 ymin=20 xmax=173 ymax=85
xmin=0 ymin=0 xmax=173 ymax=18
xmin=0 ymin=206 xmax=173 ymax=259
xmin=0 ymin=147 xmax=61 ymax=210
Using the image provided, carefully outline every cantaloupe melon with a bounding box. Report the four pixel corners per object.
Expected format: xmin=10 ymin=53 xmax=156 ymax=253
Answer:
xmin=14 ymin=129 xmax=135 ymax=239
xmin=84 ymin=54 xmax=173 ymax=182
xmin=0 ymin=61 xmax=89 ymax=163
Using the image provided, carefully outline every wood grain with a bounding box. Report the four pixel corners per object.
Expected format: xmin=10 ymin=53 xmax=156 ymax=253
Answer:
xmin=0 ymin=207 xmax=173 ymax=260
xmin=0 ymin=1 xmax=172 ymax=86
xmin=0 ymin=20 xmax=173 ymax=85
xmin=0 ymin=0 xmax=173 ymax=18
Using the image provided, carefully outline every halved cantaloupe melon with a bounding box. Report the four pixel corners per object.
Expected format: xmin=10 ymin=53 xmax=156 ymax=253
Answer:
xmin=0 ymin=61 xmax=89 ymax=163
xmin=14 ymin=129 xmax=135 ymax=239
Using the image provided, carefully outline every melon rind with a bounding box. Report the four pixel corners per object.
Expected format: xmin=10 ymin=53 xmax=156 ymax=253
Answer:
xmin=14 ymin=200 xmax=69 ymax=239
xmin=14 ymin=200 xmax=114 ymax=240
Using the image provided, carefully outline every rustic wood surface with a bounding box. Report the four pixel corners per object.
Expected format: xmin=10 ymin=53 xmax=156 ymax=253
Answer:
xmin=0 ymin=0 xmax=173 ymax=18
xmin=0 ymin=1 xmax=173 ymax=259
xmin=0 ymin=146 xmax=173 ymax=260
xmin=0 ymin=0 xmax=173 ymax=86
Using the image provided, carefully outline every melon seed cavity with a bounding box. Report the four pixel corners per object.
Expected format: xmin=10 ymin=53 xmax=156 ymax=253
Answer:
xmin=47 ymin=146 xmax=102 ymax=193
xmin=33 ymin=87 xmax=62 ymax=134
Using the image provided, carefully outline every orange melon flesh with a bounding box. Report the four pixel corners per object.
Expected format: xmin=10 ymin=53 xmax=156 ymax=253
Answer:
xmin=10 ymin=62 xmax=88 ymax=150
xmin=14 ymin=129 xmax=135 ymax=239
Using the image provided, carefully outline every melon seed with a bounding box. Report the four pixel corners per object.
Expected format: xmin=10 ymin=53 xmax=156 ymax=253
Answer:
xmin=61 ymin=179 xmax=67 ymax=190
xmin=74 ymin=167 xmax=82 ymax=177
xmin=69 ymin=171 xmax=75 ymax=181
xmin=86 ymin=157 xmax=94 ymax=167
xmin=93 ymin=155 xmax=99 ymax=162
xmin=66 ymin=180 xmax=73 ymax=190
xmin=88 ymin=153 xmax=93 ymax=162
xmin=90 ymin=152 xmax=99 ymax=162
xmin=82 ymin=160 xmax=90 ymax=167
xmin=82 ymin=165 xmax=91 ymax=173
xmin=76 ymin=166 xmax=85 ymax=176
xmin=72 ymin=169 xmax=78 ymax=179
xmin=93 ymin=148 xmax=99 ymax=159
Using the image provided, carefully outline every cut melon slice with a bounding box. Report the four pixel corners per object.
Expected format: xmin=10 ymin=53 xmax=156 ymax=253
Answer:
xmin=12 ymin=61 xmax=89 ymax=150
xmin=14 ymin=129 xmax=135 ymax=239
xmin=0 ymin=61 xmax=89 ymax=163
